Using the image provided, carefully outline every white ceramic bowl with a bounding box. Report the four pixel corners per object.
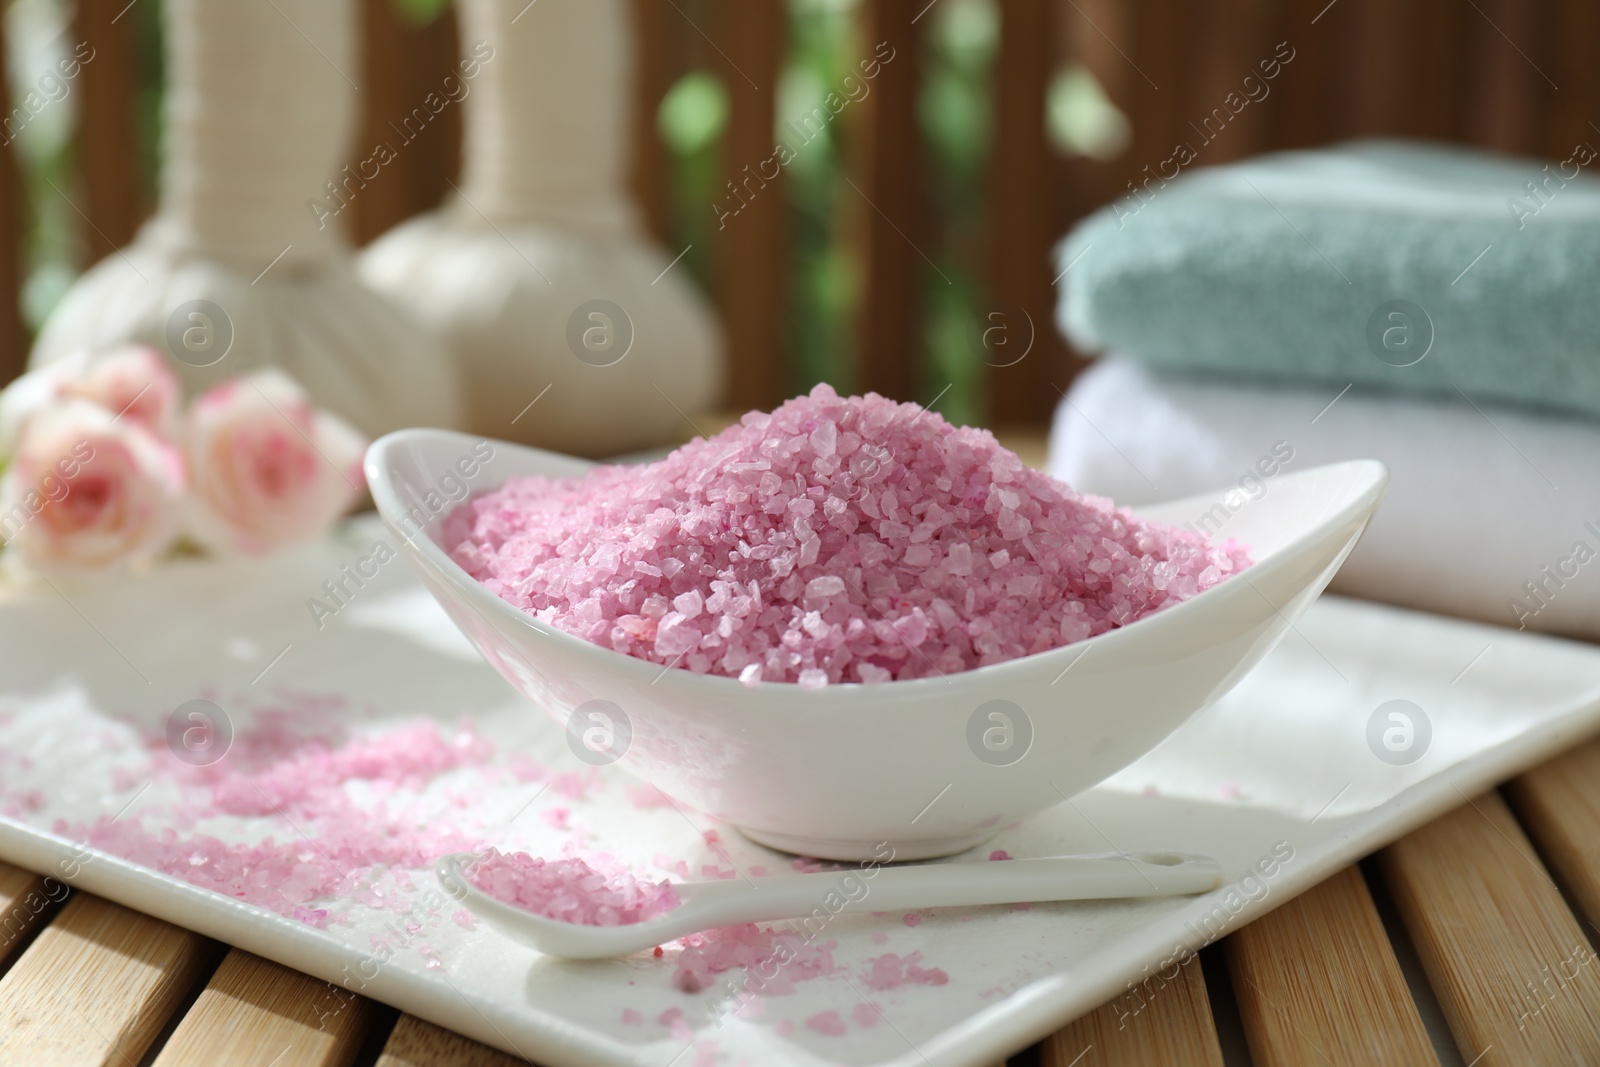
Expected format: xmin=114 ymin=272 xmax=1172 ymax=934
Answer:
xmin=366 ymin=430 xmax=1386 ymax=861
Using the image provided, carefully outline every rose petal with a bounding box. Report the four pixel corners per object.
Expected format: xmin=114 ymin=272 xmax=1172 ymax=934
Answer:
xmin=183 ymin=369 xmax=368 ymax=555
xmin=0 ymin=399 xmax=184 ymax=572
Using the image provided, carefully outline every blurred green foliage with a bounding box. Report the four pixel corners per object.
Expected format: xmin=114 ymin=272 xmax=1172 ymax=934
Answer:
xmin=393 ymin=0 xmax=454 ymax=26
xmin=1048 ymin=62 xmax=1130 ymax=161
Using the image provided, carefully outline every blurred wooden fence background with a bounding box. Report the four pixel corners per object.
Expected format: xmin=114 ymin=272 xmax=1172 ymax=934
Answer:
xmin=0 ymin=0 xmax=1590 ymax=424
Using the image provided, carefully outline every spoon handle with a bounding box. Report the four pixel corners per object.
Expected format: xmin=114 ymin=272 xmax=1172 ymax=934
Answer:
xmin=672 ymin=851 xmax=1223 ymax=929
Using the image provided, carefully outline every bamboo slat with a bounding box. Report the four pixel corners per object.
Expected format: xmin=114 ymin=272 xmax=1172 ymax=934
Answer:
xmin=1065 ymin=0 xmax=1123 ymax=101
xmin=1052 ymin=0 xmax=1187 ymax=415
xmin=1506 ymin=737 xmax=1600 ymax=933
xmin=852 ymin=0 xmax=924 ymax=405
xmin=1463 ymin=0 xmax=1552 ymax=156
xmin=346 ymin=0 xmax=462 ymax=245
xmin=628 ymin=0 xmax=689 ymax=245
xmin=151 ymin=949 xmax=374 ymax=1067
xmin=72 ymin=0 xmax=146 ymax=264
xmin=1378 ymin=791 xmax=1600 ymax=1065
xmin=1337 ymin=0 xmax=1427 ymax=139
xmin=1184 ymin=0 xmax=1276 ymax=163
xmin=1225 ymin=865 xmax=1437 ymax=1066
xmin=1043 ymin=947 xmax=1225 ymax=1066
xmin=1265 ymin=0 xmax=1336 ymax=151
xmin=714 ymin=0 xmax=788 ymax=411
xmin=1408 ymin=0 xmax=1471 ymax=144
xmin=1051 ymin=0 xmax=1132 ymax=236
xmin=1546 ymin=0 xmax=1600 ymax=157
xmin=0 ymin=862 xmax=63 ymax=971
xmin=1100 ymin=0 xmax=1189 ymax=174
xmin=987 ymin=0 xmax=1067 ymax=425
xmin=375 ymin=1013 xmax=527 ymax=1067
xmin=0 ymin=893 xmax=217 ymax=1065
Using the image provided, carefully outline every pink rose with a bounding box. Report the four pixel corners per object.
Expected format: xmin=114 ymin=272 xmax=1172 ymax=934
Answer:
xmin=184 ymin=368 xmax=367 ymax=554
xmin=0 ymin=399 xmax=186 ymax=572
xmin=0 ymin=368 xmax=59 ymax=463
xmin=60 ymin=345 xmax=182 ymax=438
xmin=0 ymin=347 xmax=181 ymax=458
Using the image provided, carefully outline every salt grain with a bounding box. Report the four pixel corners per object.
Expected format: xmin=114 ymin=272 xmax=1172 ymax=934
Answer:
xmin=804 ymin=575 xmax=846 ymax=598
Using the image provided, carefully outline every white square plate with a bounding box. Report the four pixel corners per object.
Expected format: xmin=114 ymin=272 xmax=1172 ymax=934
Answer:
xmin=0 ymin=517 xmax=1596 ymax=1066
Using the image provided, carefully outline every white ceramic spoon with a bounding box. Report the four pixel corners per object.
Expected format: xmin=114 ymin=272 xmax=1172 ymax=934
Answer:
xmin=436 ymin=850 xmax=1223 ymax=959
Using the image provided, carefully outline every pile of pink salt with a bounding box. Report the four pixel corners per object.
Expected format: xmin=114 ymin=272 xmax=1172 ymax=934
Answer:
xmin=446 ymin=384 xmax=1251 ymax=687
xmin=467 ymin=849 xmax=679 ymax=926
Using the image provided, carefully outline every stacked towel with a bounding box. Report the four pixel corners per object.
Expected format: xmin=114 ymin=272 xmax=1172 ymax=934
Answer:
xmin=1050 ymin=362 xmax=1600 ymax=640
xmin=1058 ymin=140 xmax=1600 ymax=419
xmin=1051 ymin=140 xmax=1600 ymax=640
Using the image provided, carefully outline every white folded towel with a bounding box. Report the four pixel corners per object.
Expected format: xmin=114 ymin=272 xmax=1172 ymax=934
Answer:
xmin=1049 ymin=361 xmax=1600 ymax=641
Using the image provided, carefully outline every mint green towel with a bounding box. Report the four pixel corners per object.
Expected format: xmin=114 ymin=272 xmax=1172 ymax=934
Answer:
xmin=1057 ymin=140 xmax=1600 ymax=418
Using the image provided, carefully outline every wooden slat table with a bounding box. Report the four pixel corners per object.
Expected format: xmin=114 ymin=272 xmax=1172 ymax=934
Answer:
xmin=1225 ymin=865 xmax=1435 ymax=1065
xmin=3 ymin=738 xmax=1598 ymax=1065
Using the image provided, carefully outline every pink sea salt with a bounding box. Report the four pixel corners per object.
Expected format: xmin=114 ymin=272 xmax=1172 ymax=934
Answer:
xmin=852 ymin=1002 xmax=883 ymax=1029
xmin=805 ymin=1010 xmax=848 ymax=1036
xmin=862 ymin=951 xmax=949 ymax=990
xmin=446 ymin=385 xmax=1251 ymax=686
xmin=658 ymin=1007 xmax=691 ymax=1041
xmin=627 ymin=784 xmax=675 ymax=809
xmin=467 ymin=849 xmax=679 ymax=927
xmin=672 ymin=923 xmax=839 ymax=994
xmin=59 ymin=713 xmax=489 ymax=928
